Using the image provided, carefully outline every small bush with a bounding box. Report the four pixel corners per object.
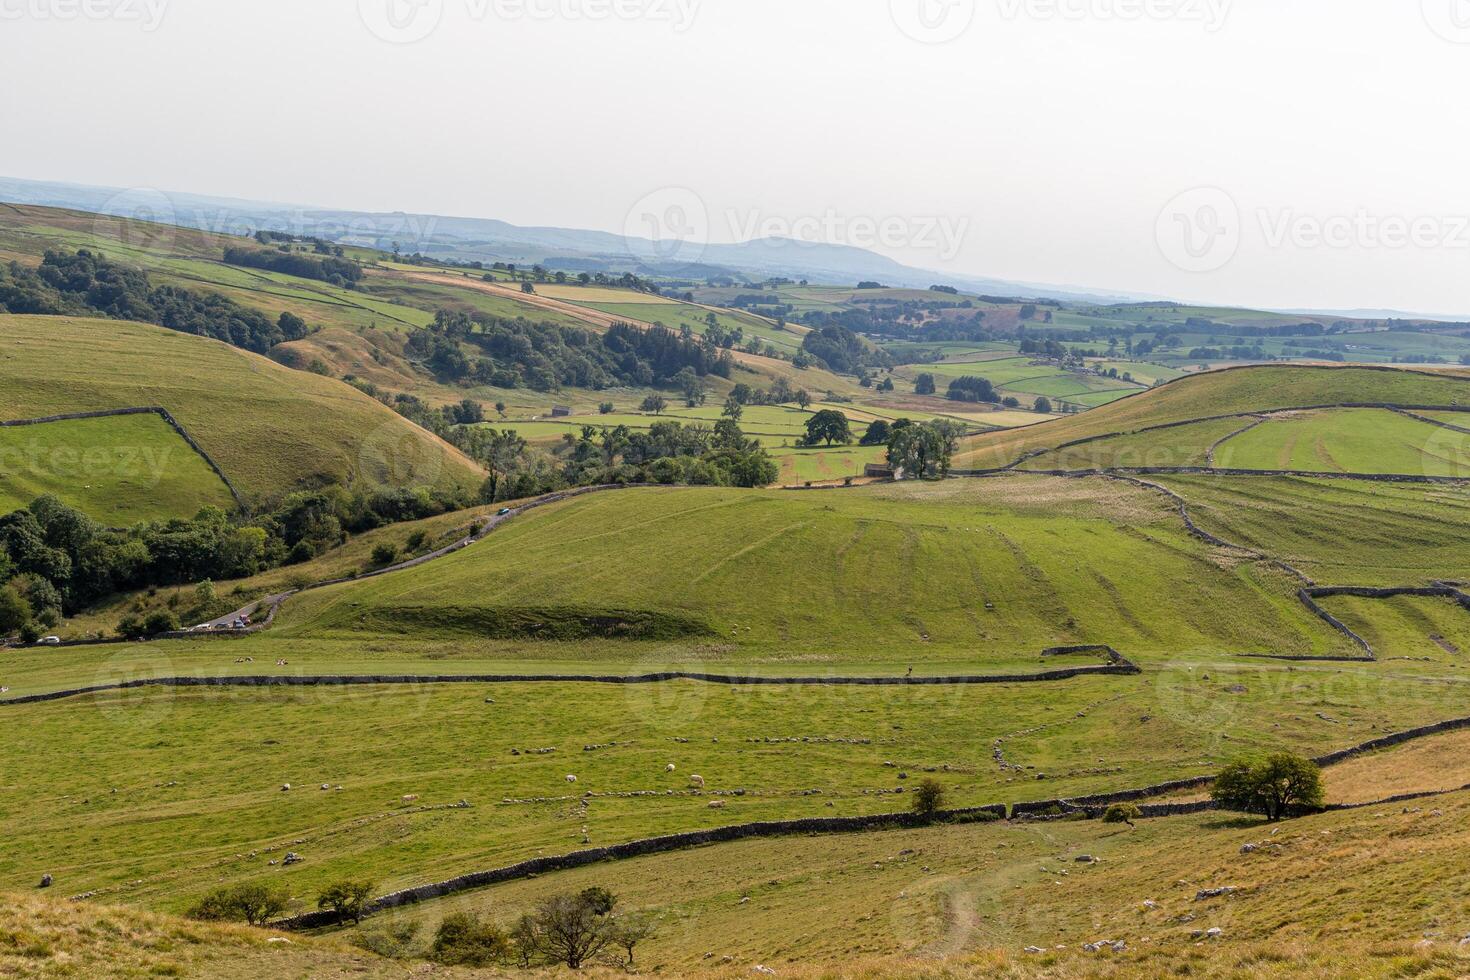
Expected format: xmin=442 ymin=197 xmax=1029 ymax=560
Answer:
xmin=143 ymin=610 xmax=181 ymax=636
xmin=317 ymin=879 xmax=375 ymax=924
xmin=1104 ymin=803 xmax=1142 ymax=827
xmin=370 ymin=543 xmax=400 ymax=567
xmin=431 ymin=912 xmax=512 ymax=967
xmin=911 ymin=778 xmax=947 ymax=821
xmin=350 ymin=920 xmax=421 ymax=959
xmin=188 ymin=883 xmax=289 ymax=926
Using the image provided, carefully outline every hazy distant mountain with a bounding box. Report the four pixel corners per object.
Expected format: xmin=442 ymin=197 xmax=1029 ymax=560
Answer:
xmin=0 ymin=175 xmax=1138 ymax=302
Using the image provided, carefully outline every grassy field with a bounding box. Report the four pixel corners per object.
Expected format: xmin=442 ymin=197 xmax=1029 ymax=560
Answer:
xmin=272 ymin=477 xmax=1347 ymax=661
xmin=897 ymin=354 xmax=1145 ymax=409
xmin=0 ymin=413 xmax=237 ymax=523
xmin=0 ymin=315 xmax=483 ymax=506
xmin=1213 ymin=409 xmax=1470 ymax=476
xmin=7 ymin=656 xmax=1470 ymax=919
xmin=955 ymin=365 xmax=1470 ymax=470
xmin=1151 ymin=475 xmax=1470 ymax=586
xmin=361 ymin=785 xmax=1470 ymax=972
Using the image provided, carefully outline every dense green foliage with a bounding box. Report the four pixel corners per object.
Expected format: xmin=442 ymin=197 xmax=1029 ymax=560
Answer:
xmin=1212 ymin=753 xmax=1326 ymax=821
xmin=0 ymin=250 xmax=306 ymax=353
xmin=222 ymin=246 xmax=362 ymax=286
xmin=405 ymin=311 xmax=733 ymax=392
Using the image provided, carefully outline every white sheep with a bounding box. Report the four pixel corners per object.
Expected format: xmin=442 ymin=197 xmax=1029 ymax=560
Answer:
xmin=665 ymin=764 xmax=676 ymax=773
xmin=708 ymin=799 xmax=725 ymax=809
xmin=689 ymin=774 xmax=705 ymax=788
xmin=566 ymin=775 xmax=578 ymax=784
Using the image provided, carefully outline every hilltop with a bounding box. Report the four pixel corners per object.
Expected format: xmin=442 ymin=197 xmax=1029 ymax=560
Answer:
xmin=954 ymin=364 xmax=1470 ymax=470
xmin=0 ymin=315 xmax=483 ymax=510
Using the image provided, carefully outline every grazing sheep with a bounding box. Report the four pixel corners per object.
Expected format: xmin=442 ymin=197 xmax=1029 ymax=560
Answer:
xmin=566 ymin=775 xmax=578 ymax=784
xmin=689 ymin=775 xmax=705 ymax=788
xmin=665 ymin=764 xmax=676 ymax=773
xmin=708 ymin=800 xmax=726 ymax=809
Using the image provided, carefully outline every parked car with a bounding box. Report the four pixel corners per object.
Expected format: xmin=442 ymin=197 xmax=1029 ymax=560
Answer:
xmin=38 ymin=636 xmax=61 ymax=646
xmin=498 ymin=507 xmax=512 ymax=516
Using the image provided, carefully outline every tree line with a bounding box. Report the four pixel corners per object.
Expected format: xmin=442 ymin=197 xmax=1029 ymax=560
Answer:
xmin=0 ymin=250 xmax=310 ymax=354
xmin=222 ymin=246 xmax=363 ymax=287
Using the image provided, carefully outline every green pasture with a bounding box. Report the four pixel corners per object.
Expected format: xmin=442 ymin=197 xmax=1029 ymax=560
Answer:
xmin=6 ymin=654 xmax=1469 ymax=920
xmin=1152 ymin=475 xmax=1470 ymax=586
xmin=273 ymin=477 xmax=1348 ymax=661
xmin=0 ymin=413 xmax=237 ymax=523
xmin=1213 ymin=409 xmax=1470 ymax=476
xmin=955 ymin=365 xmax=1470 ymax=470
xmin=0 ymin=315 xmax=483 ymax=505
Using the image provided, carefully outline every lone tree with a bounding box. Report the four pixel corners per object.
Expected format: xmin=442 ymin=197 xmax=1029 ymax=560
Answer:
xmin=317 ymin=879 xmax=375 ymax=924
xmin=533 ymin=889 xmax=616 ymax=969
xmin=607 ymin=911 xmax=658 ymax=967
xmin=911 ymin=778 xmax=947 ymax=822
xmin=1103 ymin=802 xmax=1142 ymax=828
xmin=804 ymin=409 xmax=853 ymax=447
xmin=1211 ymin=752 xmax=1325 ymax=821
xmin=914 ymin=373 xmax=936 ymax=396
xmin=1034 ymin=396 xmax=1053 ymax=414
xmin=640 ymin=394 xmax=668 ymax=415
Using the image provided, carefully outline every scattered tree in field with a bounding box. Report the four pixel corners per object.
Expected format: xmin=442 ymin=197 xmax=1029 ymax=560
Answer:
xmin=946 ymin=376 xmax=998 ymax=404
xmin=1211 ymin=753 xmax=1324 ymax=821
xmin=887 ymin=418 xmax=964 ymax=479
xmin=859 ymin=419 xmax=891 ymax=446
xmin=317 ymin=880 xmax=375 ymax=924
xmin=803 ymin=410 xmax=853 ymax=447
xmin=598 ymin=402 xmax=615 ymax=415
xmin=521 ymin=281 xmax=536 ymax=294
xmin=143 ymin=610 xmax=180 ymax=636
xmin=914 ymin=373 xmax=936 ymax=396
xmin=607 ymin=911 xmax=658 ymax=967
xmin=370 ymin=543 xmax=399 ymax=567
xmin=495 ymin=401 xmax=507 ymax=418
xmin=795 ymin=389 xmax=812 ymax=410
xmin=531 ymin=888 xmax=617 ymax=969
xmin=431 ymin=911 xmax=513 ymax=967
xmin=1034 ymin=396 xmax=1053 ymax=414
xmin=911 ymin=778 xmax=947 ymax=821
xmin=640 ymin=394 xmax=668 ymax=415
xmin=1103 ymin=803 xmax=1142 ymax=828
xmin=190 ymin=882 xmax=290 ymax=926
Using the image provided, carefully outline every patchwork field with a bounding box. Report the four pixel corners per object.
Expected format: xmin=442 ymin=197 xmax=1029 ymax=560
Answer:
xmin=0 ymin=412 xmax=237 ymax=523
xmin=1212 ymin=409 xmax=1470 ymax=476
xmin=955 ymin=365 xmax=1470 ymax=470
xmin=0 ymin=315 xmax=483 ymax=505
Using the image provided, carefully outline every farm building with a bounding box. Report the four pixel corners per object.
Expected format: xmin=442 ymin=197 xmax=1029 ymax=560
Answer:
xmin=864 ymin=464 xmax=896 ymax=479
xmin=550 ymin=405 xmax=572 ymax=417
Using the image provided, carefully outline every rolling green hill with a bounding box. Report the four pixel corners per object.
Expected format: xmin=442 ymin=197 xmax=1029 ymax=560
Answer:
xmin=275 ymin=477 xmax=1344 ymax=662
xmin=0 ymin=412 xmax=238 ymax=523
xmin=0 ymin=315 xmax=483 ymax=508
xmin=956 ymin=365 xmax=1470 ymax=470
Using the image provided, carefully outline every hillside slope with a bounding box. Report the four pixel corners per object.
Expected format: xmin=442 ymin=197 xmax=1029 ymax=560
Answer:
xmin=955 ymin=365 xmax=1470 ymax=470
xmin=0 ymin=315 xmax=483 ymax=506
xmin=275 ymin=477 xmax=1345 ymax=661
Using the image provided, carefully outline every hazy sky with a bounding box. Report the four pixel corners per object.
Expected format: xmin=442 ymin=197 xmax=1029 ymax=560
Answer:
xmin=4 ymin=0 xmax=1469 ymax=314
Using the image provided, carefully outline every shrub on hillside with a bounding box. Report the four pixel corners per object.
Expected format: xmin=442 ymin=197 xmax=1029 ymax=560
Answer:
xmin=911 ymin=778 xmax=947 ymax=822
xmin=189 ymin=882 xmax=289 ymax=925
xmin=370 ymin=543 xmax=400 ymax=567
xmin=430 ymin=912 xmax=512 ymax=967
xmin=1103 ymin=803 xmax=1142 ymax=827
xmin=317 ymin=880 xmax=375 ymax=925
xmin=143 ymin=610 xmax=181 ymax=636
xmin=1211 ymin=753 xmax=1325 ymax=821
